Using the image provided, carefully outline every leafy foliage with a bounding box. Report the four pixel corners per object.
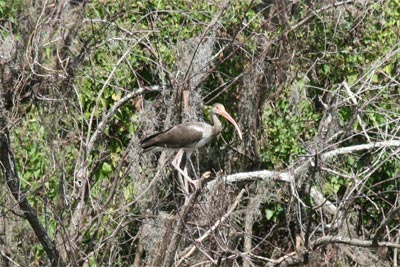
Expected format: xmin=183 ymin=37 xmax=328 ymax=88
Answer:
xmin=1 ymin=0 xmax=400 ymax=266
xmin=261 ymin=94 xmax=320 ymax=168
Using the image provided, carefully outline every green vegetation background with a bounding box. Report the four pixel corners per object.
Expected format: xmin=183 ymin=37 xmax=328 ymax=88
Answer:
xmin=0 ymin=0 xmax=399 ymax=265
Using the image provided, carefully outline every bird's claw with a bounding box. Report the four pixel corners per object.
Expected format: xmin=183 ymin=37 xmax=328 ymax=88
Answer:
xmin=189 ymin=179 xmax=200 ymax=191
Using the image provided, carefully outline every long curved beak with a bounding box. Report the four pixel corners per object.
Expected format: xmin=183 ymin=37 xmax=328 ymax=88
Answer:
xmin=218 ymin=110 xmax=243 ymax=140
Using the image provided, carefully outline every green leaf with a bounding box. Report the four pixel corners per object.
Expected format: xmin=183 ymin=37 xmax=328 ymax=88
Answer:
xmin=347 ymin=73 xmax=358 ymax=86
xmin=101 ymin=162 xmax=112 ymax=175
xmin=265 ymin=209 xmax=275 ymax=220
xmin=323 ymin=64 xmax=330 ymax=74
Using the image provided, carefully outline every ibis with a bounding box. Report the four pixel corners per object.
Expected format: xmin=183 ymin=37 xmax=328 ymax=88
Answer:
xmin=140 ymin=103 xmax=242 ymax=190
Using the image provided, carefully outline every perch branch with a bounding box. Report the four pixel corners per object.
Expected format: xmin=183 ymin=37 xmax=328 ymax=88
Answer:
xmin=320 ymin=140 xmax=400 ymax=161
xmin=207 ymin=140 xmax=400 ymax=216
xmin=312 ymin=235 xmax=400 ymax=249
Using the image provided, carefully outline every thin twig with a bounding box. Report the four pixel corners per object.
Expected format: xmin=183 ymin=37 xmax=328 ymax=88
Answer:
xmin=177 ymin=188 xmax=246 ymax=266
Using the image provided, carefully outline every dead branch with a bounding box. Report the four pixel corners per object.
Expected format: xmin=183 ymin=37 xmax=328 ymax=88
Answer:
xmin=285 ymin=0 xmax=356 ymax=34
xmin=207 ymin=140 xmax=400 ymax=214
xmin=312 ymin=235 xmax=400 ymax=249
xmin=250 ymin=234 xmax=400 ymax=267
xmin=320 ymin=140 xmax=400 ymax=161
xmin=243 ymin=196 xmax=259 ymax=267
xmin=0 ymin=118 xmax=62 ymax=266
xmin=177 ymin=188 xmax=246 ymax=266
xmin=86 ymin=85 xmax=161 ymax=154
xmin=158 ymin=172 xmax=211 ymax=267
xmin=249 ymin=251 xmax=300 ymax=266
xmin=372 ymin=205 xmax=400 ymax=246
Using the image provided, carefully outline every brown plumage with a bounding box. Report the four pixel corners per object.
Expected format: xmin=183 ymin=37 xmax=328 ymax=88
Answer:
xmin=140 ymin=123 xmax=204 ymax=152
xmin=140 ymin=103 xmax=242 ymax=191
xmin=140 ymin=103 xmax=242 ymax=154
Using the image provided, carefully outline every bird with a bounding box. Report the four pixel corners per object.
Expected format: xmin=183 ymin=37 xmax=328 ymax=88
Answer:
xmin=140 ymin=103 xmax=242 ymax=191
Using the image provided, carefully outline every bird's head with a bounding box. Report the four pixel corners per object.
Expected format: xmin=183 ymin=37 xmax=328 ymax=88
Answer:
xmin=211 ymin=103 xmax=243 ymax=140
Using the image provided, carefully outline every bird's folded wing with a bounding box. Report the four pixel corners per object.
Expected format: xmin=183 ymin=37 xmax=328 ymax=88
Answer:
xmin=140 ymin=124 xmax=203 ymax=152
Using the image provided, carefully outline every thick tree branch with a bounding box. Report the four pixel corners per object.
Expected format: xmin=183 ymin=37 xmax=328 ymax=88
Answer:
xmin=208 ymin=140 xmax=400 ymax=188
xmin=206 ymin=170 xmax=293 ymax=189
xmin=0 ymin=118 xmax=62 ymax=266
xmin=312 ymin=235 xmax=400 ymax=249
xmin=207 ymin=140 xmax=400 ymax=215
xmin=243 ymin=196 xmax=259 ymax=267
xmin=320 ymin=140 xmax=400 ymax=161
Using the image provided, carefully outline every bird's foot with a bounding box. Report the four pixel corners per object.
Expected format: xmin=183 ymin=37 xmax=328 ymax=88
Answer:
xmin=200 ymin=171 xmax=211 ymax=180
xmin=187 ymin=171 xmax=211 ymax=191
xmin=188 ymin=179 xmax=200 ymax=191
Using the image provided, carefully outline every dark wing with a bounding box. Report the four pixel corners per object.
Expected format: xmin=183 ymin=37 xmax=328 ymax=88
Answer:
xmin=140 ymin=123 xmax=203 ymax=152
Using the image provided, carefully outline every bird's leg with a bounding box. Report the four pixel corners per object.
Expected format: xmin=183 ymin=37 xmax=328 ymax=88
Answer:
xmin=171 ymin=150 xmax=199 ymax=194
xmin=183 ymin=151 xmax=200 ymax=191
xmin=183 ymin=157 xmax=199 ymax=191
xmin=187 ymin=157 xmax=198 ymax=179
xmin=171 ymin=150 xmax=187 ymax=194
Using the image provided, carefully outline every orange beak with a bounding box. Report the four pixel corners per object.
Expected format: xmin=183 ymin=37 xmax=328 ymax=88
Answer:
xmin=216 ymin=108 xmax=243 ymax=140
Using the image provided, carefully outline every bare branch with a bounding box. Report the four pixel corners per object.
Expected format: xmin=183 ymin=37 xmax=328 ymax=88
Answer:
xmin=320 ymin=140 xmax=400 ymax=160
xmin=312 ymin=235 xmax=400 ymax=249
xmin=209 ymin=140 xmax=400 ymax=189
xmin=372 ymin=205 xmax=400 ymax=246
xmin=177 ymin=188 xmax=246 ymax=266
xmin=207 ymin=140 xmax=400 ymax=217
xmin=86 ymin=85 xmax=161 ymax=154
xmin=285 ymin=0 xmax=356 ymax=34
xmin=206 ymin=170 xmax=293 ymax=189
xmin=0 ymin=119 xmax=62 ymax=266
xmin=342 ymin=81 xmax=371 ymax=143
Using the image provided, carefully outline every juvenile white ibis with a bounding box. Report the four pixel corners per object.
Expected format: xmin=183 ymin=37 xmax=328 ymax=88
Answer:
xmin=140 ymin=103 xmax=242 ymax=190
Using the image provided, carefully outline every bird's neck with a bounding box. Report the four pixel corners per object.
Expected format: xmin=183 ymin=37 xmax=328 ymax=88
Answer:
xmin=211 ymin=113 xmax=222 ymax=135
